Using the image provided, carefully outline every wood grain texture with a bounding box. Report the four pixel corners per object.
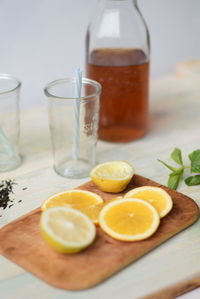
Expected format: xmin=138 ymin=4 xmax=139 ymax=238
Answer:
xmin=142 ymin=273 xmax=200 ymax=299
xmin=0 ymin=175 xmax=199 ymax=291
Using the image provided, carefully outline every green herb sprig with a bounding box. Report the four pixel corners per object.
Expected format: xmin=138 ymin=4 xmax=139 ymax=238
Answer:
xmin=158 ymin=148 xmax=200 ymax=190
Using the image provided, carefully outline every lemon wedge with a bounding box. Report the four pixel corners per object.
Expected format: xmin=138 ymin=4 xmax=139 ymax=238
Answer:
xmin=40 ymin=207 xmax=96 ymax=253
xmin=90 ymin=161 xmax=134 ymax=193
xmin=99 ymin=198 xmax=160 ymax=241
xmin=125 ymin=186 xmax=173 ymax=218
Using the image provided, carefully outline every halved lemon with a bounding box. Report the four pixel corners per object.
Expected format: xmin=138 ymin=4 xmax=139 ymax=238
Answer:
xmin=125 ymin=186 xmax=173 ymax=218
xmin=99 ymin=198 xmax=160 ymax=241
xmin=40 ymin=207 xmax=96 ymax=253
xmin=90 ymin=161 xmax=134 ymax=193
xmin=41 ymin=189 xmax=103 ymax=211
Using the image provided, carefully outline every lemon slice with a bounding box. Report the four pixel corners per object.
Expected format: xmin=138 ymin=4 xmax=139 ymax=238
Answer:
xmin=99 ymin=198 xmax=160 ymax=241
xmin=90 ymin=161 xmax=134 ymax=193
xmin=40 ymin=207 xmax=96 ymax=253
xmin=41 ymin=189 xmax=103 ymax=211
xmin=125 ymin=186 xmax=173 ymax=218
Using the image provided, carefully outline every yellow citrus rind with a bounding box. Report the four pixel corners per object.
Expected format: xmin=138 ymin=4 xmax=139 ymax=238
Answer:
xmin=99 ymin=198 xmax=160 ymax=241
xmin=40 ymin=207 xmax=96 ymax=254
xmin=76 ymin=202 xmax=105 ymax=225
xmin=41 ymin=189 xmax=103 ymax=212
xmin=90 ymin=161 xmax=134 ymax=193
xmin=125 ymin=186 xmax=173 ymax=218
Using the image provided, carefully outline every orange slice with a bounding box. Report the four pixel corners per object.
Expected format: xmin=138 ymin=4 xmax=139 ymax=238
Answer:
xmin=77 ymin=203 xmax=105 ymax=225
xmin=125 ymin=186 xmax=173 ymax=218
xmin=41 ymin=189 xmax=104 ymax=224
xmin=99 ymin=198 xmax=160 ymax=241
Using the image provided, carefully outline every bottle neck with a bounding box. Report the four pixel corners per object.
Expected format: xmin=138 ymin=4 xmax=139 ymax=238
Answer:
xmin=100 ymin=0 xmax=138 ymax=9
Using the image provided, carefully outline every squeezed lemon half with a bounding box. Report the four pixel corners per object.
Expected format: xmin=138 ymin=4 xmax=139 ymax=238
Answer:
xmin=90 ymin=161 xmax=134 ymax=193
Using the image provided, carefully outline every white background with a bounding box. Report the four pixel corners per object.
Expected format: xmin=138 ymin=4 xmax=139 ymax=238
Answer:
xmin=0 ymin=0 xmax=199 ymax=109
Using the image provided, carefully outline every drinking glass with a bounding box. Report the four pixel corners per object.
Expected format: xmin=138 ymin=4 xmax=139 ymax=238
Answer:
xmin=44 ymin=78 xmax=101 ymax=178
xmin=0 ymin=74 xmax=21 ymax=172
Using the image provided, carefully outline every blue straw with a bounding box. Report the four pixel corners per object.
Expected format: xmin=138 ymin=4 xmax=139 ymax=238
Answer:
xmin=0 ymin=128 xmax=13 ymax=158
xmin=72 ymin=68 xmax=82 ymax=160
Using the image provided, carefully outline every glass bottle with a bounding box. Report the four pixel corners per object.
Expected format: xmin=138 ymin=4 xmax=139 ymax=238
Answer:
xmin=86 ymin=0 xmax=150 ymax=142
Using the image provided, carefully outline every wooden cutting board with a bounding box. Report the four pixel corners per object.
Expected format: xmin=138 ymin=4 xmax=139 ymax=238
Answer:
xmin=0 ymin=174 xmax=199 ymax=291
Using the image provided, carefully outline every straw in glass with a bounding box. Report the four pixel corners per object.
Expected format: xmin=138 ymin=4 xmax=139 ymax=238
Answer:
xmin=72 ymin=68 xmax=82 ymax=160
xmin=0 ymin=128 xmax=13 ymax=158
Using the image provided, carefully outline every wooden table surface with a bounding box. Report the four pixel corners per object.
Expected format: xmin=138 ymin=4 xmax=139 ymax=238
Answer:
xmin=0 ymin=74 xmax=200 ymax=299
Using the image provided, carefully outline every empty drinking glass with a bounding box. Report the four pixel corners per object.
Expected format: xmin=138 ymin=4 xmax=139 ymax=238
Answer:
xmin=0 ymin=74 xmax=21 ymax=172
xmin=44 ymin=77 xmax=101 ymax=179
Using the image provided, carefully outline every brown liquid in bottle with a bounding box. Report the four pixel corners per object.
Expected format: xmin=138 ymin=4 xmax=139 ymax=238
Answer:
xmin=86 ymin=48 xmax=149 ymax=142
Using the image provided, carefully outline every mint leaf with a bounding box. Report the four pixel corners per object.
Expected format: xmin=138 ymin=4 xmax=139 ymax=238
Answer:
xmin=158 ymin=160 xmax=177 ymax=172
xmin=168 ymin=172 xmax=182 ymax=190
xmin=185 ymin=175 xmax=200 ymax=186
xmin=189 ymin=150 xmax=200 ymax=173
xmin=171 ymin=148 xmax=183 ymax=165
xmin=175 ymin=167 xmax=184 ymax=174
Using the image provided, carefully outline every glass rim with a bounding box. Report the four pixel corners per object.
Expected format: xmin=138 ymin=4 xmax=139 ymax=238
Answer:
xmin=44 ymin=77 xmax=102 ymax=101
xmin=0 ymin=73 xmax=21 ymax=95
